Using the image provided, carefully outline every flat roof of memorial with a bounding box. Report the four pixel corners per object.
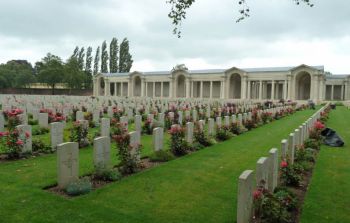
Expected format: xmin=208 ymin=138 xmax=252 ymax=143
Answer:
xmin=102 ymin=65 xmax=325 ymax=77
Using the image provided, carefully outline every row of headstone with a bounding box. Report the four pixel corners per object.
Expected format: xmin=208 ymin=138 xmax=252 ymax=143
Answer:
xmin=236 ymin=103 xmax=329 ymax=223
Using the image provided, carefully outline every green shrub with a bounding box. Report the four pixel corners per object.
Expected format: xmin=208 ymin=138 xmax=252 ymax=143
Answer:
xmin=32 ymin=126 xmax=49 ymax=136
xmin=94 ymin=168 xmax=122 ymax=182
xmin=149 ymin=150 xmax=175 ymax=162
xmin=280 ymin=161 xmax=302 ymax=187
xmin=168 ymin=125 xmax=189 ymax=156
xmin=295 ymin=146 xmax=316 ymax=163
xmin=194 ymin=127 xmax=213 ymax=147
xmin=28 ymin=119 xmax=38 ymax=125
xmin=273 ymin=187 xmax=298 ymax=211
xmin=253 ymin=186 xmax=292 ymax=223
xmin=65 ymin=178 xmax=92 ymax=196
xmin=215 ymin=126 xmax=232 ymax=141
xmin=32 ymin=139 xmax=52 ymax=153
xmin=304 ymin=139 xmax=321 ymax=150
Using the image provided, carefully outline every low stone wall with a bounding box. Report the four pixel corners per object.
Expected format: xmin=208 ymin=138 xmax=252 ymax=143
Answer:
xmin=0 ymin=88 xmax=92 ymax=96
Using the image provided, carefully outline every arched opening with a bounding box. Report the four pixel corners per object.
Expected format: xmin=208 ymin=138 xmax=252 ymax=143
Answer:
xmin=98 ymin=77 xmax=105 ymax=96
xmin=295 ymin=72 xmax=311 ymax=100
xmin=176 ymin=75 xmax=186 ymax=97
xmin=133 ymin=76 xmax=141 ymax=97
xmin=229 ymin=73 xmax=241 ymax=99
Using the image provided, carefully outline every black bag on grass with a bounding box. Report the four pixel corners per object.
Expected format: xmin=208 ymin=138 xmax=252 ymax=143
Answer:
xmin=321 ymin=128 xmax=344 ymax=147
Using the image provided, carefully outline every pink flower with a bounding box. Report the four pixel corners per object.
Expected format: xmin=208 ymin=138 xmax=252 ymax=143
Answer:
xmin=16 ymin=139 xmax=24 ymax=145
xmin=280 ymin=160 xmax=288 ymax=168
xmin=25 ymin=131 xmax=30 ymax=138
xmin=0 ymin=132 xmax=5 ymax=137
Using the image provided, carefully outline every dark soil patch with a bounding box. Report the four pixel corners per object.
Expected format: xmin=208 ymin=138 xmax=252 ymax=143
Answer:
xmin=44 ymin=158 xmax=165 ymax=198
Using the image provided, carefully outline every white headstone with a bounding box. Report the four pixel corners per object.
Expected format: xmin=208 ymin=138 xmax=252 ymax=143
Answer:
xmin=57 ymin=142 xmax=79 ymax=188
xmin=76 ymin=111 xmax=84 ymax=121
xmin=93 ymin=136 xmax=111 ymax=169
xmin=268 ymin=148 xmax=278 ymax=192
xmin=152 ymin=127 xmax=164 ymax=151
xmin=16 ymin=124 xmax=32 ymax=153
xmin=51 ymin=122 xmax=64 ymax=150
xmin=101 ymin=118 xmax=110 ymax=137
xmin=39 ymin=113 xmax=49 ymax=128
xmin=186 ymin=122 xmax=194 ymax=144
xmin=134 ymin=115 xmax=142 ymax=133
xmin=237 ymin=170 xmax=254 ymax=223
xmin=256 ymin=157 xmax=269 ymax=189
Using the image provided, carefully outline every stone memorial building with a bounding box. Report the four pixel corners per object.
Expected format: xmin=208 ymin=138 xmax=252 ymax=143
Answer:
xmin=93 ymin=64 xmax=349 ymax=101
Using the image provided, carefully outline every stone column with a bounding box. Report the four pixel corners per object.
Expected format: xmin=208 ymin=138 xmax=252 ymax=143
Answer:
xmin=191 ymin=81 xmax=194 ymax=98
xmin=120 ymin=82 xmax=124 ymax=97
xmin=105 ymin=79 xmax=110 ymax=96
xmin=271 ymin=80 xmax=275 ymax=100
xmin=221 ymin=80 xmax=226 ymax=99
xmin=345 ymin=81 xmax=349 ymax=101
xmin=153 ymin=82 xmax=156 ymax=97
xmin=241 ymin=76 xmax=247 ymax=99
xmin=186 ymin=78 xmax=190 ymax=98
xmin=259 ymin=80 xmax=263 ymax=100
xmin=209 ymin=81 xmax=213 ymax=99
xmin=128 ymin=79 xmax=132 ymax=97
xmin=200 ymin=81 xmax=203 ymax=98
xmin=313 ymin=75 xmax=319 ymax=100
xmin=247 ymin=80 xmax=251 ymax=99
xmin=161 ymin=82 xmax=164 ymax=98
xmin=141 ymin=78 xmax=145 ymax=97
xmin=331 ymin=85 xmax=334 ymax=100
xmin=169 ymin=79 xmax=173 ymax=98
xmin=283 ymin=80 xmax=287 ymax=100
xmin=287 ymin=75 xmax=292 ymax=100
xmin=114 ymin=82 xmax=117 ymax=96
xmin=318 ymin=76 xmax=326 ymax=101
xmin=93 ymin=78 xmax=98 ymax=96
xmin=341 ymin=84 xmax=344 ymax=100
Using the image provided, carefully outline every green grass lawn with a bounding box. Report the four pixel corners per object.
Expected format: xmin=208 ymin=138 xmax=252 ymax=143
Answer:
xmin=0 ymin=109 xmax=317 ymax=223
xmin=300 ymin=106 xmax=350 ymax=223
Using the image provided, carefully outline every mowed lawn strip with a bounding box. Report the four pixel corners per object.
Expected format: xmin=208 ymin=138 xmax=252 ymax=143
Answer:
xmin=0 ymin=108 xmax=316 ymax=223
xmin=301 ymin=106 xmax=350 ymax=223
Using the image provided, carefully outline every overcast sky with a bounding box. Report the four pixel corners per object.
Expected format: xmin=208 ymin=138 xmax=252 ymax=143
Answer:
xmin=0 ymin=0 xmax=349 ymax=74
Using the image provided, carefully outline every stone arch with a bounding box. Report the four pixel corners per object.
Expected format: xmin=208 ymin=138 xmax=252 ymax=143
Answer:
xmin=229 ymin=73 xmax=241 ymax=99
xmin=176 ymin=74 xmax=186 ymax=98
xmin=133 ymin=76 xmax=141 ymax=97
xmin=295 ymin=71 xmax=311 ymax=100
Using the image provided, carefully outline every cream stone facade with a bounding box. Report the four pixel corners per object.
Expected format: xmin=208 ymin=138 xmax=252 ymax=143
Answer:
xmin=93 ymin=64 xmax=350 ymax=101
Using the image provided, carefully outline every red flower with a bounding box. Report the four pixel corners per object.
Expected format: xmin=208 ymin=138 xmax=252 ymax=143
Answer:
xmin=280 ymin=160 xmax=288 ymax=168
xmin=314 ymin=121 xmax=325 ymax=130
xmin=253 ymin=190 xmax=262 ymax=200
xmin=0 ymin=132 xmax=5 ymax=137
xmin=25 ymin=131 xmax=30 ymax=138
xmin=16 ymin=139 xmax=24 ymax=145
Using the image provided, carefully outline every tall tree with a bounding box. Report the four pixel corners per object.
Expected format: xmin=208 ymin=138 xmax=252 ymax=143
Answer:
xmin=64 ymin=57 xmax=85 ymax=92
xmin=167 ymin=0 xmax=314 ymax=38
xmin=0 ymin=60 xmax=35 ymax=88
xmin=71 ymin=46 xmax=80 ymax=59
xmin=101 ymin=41 xmax=109 ymax=73
xmin=37 ymin=53 xmax=64 ymax=94
xmin=109 ymin=38 xmax=119 ymax=73
xmin=85 ymin=46 xmax=93 ymax=75
xmin=78 ymin=47 xmax=85 ymax=70
xmin=93 ymin=46 xmax=100 ymax=75
xmin=119 ymin=38 xmax=133 ymax=73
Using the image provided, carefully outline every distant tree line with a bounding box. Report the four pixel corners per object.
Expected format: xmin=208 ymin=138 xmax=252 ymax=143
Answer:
xmin=0 ymin=37 xmax=133 ymax=94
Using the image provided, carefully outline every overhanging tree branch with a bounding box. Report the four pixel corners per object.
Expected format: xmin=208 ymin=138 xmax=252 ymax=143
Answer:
xmin=167 ymin=0 xmax=314 ymax=38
